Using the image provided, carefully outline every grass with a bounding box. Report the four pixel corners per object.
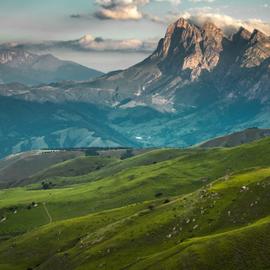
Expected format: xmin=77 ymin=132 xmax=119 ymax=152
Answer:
xmin=0 ymin=137 xmax=270 ymax=269
xmin=0 ymin=150 xmax=84 ymax=188
xmin=130 ymin=216 xmax=270 ymax=270
xmin=28 ymin=156 xmax=118 ymax=183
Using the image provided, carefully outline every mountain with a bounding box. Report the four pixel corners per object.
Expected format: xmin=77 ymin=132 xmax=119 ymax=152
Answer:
xmin=1 ymin=137 xmax=270 ymax=269
xmin=0 ymin=18 xmax=270 ymax=156
xmin=0 ymin=46 xmax=103 ymax=85
xmin=0 ymin=95 xmax=137 ymax=159
xmin=83 ymin=19 xmax=270 ymax=111
xmin=200 ymin=127 xmax=270 ymax=148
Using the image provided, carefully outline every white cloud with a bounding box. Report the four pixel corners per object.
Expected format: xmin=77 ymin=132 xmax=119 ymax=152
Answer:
xmin=155 ymin=0 xmax=181 ymax=4
xmin=11 ymin=35 xmax=158 ymax=53
xmin=166 ymin=11 xmax=270 ymax=36
xmin=94 ymin=0 xmax=182 ymax=20
xmin=77 ymin=34 xmax=157 ymax=52
xmin=95 ymin=0 xmax=150 ymax=20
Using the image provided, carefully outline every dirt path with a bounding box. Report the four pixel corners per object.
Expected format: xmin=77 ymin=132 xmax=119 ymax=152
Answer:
xmin=42 ymin=202 xmax=52 ymax=224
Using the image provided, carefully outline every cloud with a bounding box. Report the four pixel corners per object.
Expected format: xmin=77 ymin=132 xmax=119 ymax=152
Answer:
xmin=70 ymin=0 xmax=182 ymax=22
xmin=94 ymin=0 xmax=149 ymax=20
xmin=6 ymin=34 xmax=158 ymax=54
xmin=143 ymin=13 xmax=166 ymax=23
xmin=155 ymin=0 xmax=181 ymax=4
xmin=166 ymin=11 xmax=270 ymax=36
xmin=75 ymin=34 xmax=157 ymax=52
xmin=93 ymin=0 xmax=181 ymax=21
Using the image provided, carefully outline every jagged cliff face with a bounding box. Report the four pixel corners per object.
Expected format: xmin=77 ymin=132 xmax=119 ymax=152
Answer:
xmin=152 ymin=18 xmax=270 ymax=87
xmin=154 ymin=19 xmax=224 ymax=80
xmin=240 ymin=29 xmax=270 ymax=68
xmin=75 ymin=18 xmax=269 ymax=112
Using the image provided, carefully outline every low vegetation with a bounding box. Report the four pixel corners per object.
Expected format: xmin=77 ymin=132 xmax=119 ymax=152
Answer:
xmin=0 ymin=138 xmax=270 ymax=269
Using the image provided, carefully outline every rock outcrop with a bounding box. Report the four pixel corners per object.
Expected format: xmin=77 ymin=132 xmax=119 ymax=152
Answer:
xmin=154 ymin=18 xmax=224 ymax=80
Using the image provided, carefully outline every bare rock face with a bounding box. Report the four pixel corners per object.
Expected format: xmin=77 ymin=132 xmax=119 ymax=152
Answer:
xmin=83 ymin=18 xmax=270 ymax=111
xmin=240 ymin=29 xmax=270 ymax=68
xmin=154 ymin=18 xmax=223 ymax=80
xmin=233 ymin=27 xmax=252 ymax=42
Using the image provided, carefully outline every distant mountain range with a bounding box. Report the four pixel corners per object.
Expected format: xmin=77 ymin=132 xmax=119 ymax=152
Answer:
xmin=0 ymin=46 xmax=103 ymax=85
xmin=1 ymin=127 xmax=269 ymax=188
xmin=0 ymin=18 xmax=270 ymax=157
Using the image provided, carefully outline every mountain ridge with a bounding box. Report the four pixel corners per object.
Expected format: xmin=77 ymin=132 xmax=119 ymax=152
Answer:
xmin=199 ymin=127 xmax=270 ymax=148
xmin=0 ymin=46 xmax=103 ymax=85
xmin=0 ymin=18 xmax=269 ymax=156
xmin=1 ymin=18 xmax=269 ymax=109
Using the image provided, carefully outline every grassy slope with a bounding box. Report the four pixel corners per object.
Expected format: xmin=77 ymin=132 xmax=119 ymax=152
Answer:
xmin=199 ymin=127 xmax=270 ymax=148
xmin=25 ymin=156 xmax=118 ymax=185
xmin=0 ymin=150 xmax=84 ymax=188
xmin=0 ymin=138 xmax=270 ymax=269
xmin=131 ymin=217 xmax=270 ymax=270
xmin=1 ymin=166 xmax=270 ymax=270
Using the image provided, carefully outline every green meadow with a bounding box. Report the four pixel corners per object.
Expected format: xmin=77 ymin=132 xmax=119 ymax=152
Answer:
xmin=0 ymin=138 xmax=270 ymax=269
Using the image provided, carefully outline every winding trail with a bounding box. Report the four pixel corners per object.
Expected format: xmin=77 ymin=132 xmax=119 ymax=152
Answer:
xmin=42 ymin=202 xmax=52 ymax=224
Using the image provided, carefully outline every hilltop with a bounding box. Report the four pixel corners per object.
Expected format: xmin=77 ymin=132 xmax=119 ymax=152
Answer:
xmin=200 ymin=127 xmax=270 ymax=148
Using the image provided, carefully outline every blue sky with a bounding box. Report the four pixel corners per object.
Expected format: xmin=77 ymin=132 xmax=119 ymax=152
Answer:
xmin=0 ymin=0 xmax=269 ymax=71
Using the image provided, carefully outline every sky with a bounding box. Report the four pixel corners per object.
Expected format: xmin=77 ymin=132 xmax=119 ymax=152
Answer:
xmin=0 ymin=0 xmax=270 ymax=72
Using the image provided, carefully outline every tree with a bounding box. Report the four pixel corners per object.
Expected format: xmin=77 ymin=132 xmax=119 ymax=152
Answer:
xmin=41 ymin=181 xmax=53 ymax=190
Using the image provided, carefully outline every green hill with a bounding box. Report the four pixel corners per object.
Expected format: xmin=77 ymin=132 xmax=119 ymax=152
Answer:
xmin=0 ymin=138 xmax=270 ymax=269
xmin=199 ymin=127 xmax=270 ymax=148
xmin=0 ymin=150 xmax=84 ymax=188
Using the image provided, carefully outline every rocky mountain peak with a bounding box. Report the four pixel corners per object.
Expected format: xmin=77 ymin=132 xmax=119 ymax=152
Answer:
xmin=232 ymin=27 xmax=252 ymax=44
xmin=82 ymin=17 xmax=270 ymax=115
xmin=202 ymin=21 xmax=222 ymax=33
xmin=250 ymin=29 xmax=268 ymax=44
xmin=158 ymin=17 xmax=197 ymax=57
xmin=154 ymin=18 xmax=224 ymax=80
xmin=238 ymin=28 xmax=270 ymax=68
xmin=175 ymin=17 xmax=190 ymax=29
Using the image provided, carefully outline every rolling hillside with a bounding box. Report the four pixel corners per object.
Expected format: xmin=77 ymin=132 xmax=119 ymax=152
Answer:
xmin=200 ymin=127 xmax=270 ymax=148
xmin=0 ymin=138 xmax=270 ymax=269
xmin=0 ymin=150 xmax=84 ymax=188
